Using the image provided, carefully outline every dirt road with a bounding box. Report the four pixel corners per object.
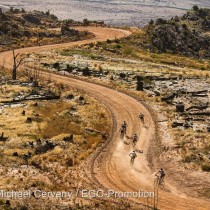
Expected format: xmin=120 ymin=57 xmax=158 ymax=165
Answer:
xmin=0 ymin=27 xmax=209 ymax=210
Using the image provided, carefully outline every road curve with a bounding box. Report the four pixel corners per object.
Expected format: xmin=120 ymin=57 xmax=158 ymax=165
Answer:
xmin=0 ymin=27 xmax=209 ymax=210
xmin=0 ymin=26 xmax=131 ymax=68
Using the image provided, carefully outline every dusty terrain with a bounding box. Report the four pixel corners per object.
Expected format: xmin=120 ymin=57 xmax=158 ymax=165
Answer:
xmin=0 ymin=27 xmax=210 ymax=209
xmin=0 ymin=68 xmax=111 ymax=209
xmin=0 ymin=9 xmax=93 ymax=52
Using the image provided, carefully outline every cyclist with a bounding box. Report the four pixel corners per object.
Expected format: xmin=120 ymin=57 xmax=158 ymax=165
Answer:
xmin=132 ymin=133 xmax=138 ymax=146
xmin=121 ymin=121 xmax=127 ymax=134
xmin=129 ymin=151 xmax=137 ymax=164
xmin=119 ymin=127 xmax=125 ymax=138
xmin=155 ymin=168 xmax=165 ymax=184
xmin=139 ymin=113 xmax=144 ymax=123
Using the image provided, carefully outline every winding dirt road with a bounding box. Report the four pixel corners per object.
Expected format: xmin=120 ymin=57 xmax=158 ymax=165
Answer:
xmin=0 ymin=27 xmax=209 ymax=210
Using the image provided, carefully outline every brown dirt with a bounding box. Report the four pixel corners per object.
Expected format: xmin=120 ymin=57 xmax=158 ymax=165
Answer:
xmin=0 ymin=27 xmax=209 ymax=210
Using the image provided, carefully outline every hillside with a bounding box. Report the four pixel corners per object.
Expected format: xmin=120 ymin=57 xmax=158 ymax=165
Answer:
xmin=144 ymin=6 xmax=210 ymax=58
xmin=0 ymin=8 xmax=93 ymax=51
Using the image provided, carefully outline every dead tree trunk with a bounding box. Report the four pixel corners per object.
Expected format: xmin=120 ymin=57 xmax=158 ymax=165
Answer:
xmin=12 ymin=49 xmax=25 ymax=80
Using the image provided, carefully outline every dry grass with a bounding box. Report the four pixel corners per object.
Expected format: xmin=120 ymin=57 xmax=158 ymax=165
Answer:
xmin=0 ymin=68 xmax=111 ymax=203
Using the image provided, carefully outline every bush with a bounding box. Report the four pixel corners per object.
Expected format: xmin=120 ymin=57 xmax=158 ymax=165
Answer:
xmin=193 ymin=5 xmax=199 ymax=12
xmin=201 ymin=165 xmax=210 ymax=172
xmin=83 ymin=18 xmax=90 ymax=26
xmin=106 ymin=39 xmax=112 ymax=44
xmin=156 ymin=18 xmax=167 ymax=25
xmin=114 ymin=38 xmax=120 ymax=44
xmin=183 ymin=156 xmax=192 ymax=163
xmin=114 ymin=44 xmax=122 ymax=49
xmin=149 ymin=19 xmax=154 ymax=25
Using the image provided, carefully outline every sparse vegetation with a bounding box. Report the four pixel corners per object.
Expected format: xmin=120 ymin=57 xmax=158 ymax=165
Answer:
xmin=0 ymin=4 xmax=210 ymax=209
xmin=0 ymin=66 xmax=111 ymax=208
xmin=202 ymin=165 xmax=210 ymax=172
xmin=0 ymin=9 xmax=93 ymax=52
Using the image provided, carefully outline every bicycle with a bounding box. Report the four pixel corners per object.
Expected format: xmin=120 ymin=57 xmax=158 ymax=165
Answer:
xmin=120 ymin=127 xmax=126 ymax=139
xmin=129 ymin=151 xmax=137 ymax=164
xmin=132 ymin=134 xmax=138 ymax=146
xmin=154 ymin=175 xmax=165 ymax=189
xmin=139 ymin=113 xmax=144 ymax=124
xmin=132 ymin=139 xmax=138 ymax=146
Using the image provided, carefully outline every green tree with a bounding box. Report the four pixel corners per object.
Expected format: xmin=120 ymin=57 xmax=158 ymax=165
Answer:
xmin=193 ymin=5 xmax=199 ymax=11
xmin=149 ymin=19 xmax=154 ymax=25
xmin=83 ymin=19 xmax=90 ymax=26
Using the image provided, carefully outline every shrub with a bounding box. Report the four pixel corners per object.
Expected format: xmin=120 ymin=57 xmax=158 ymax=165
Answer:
xmin=201 ymin=165 xmax=210 ymax=172
xmin=149 ymin=19 xmax=154 ymax=25
xmin=83 ymin=18 xmax=90 ymax=26
xmin=106 ymin=39 xmax=112 ymax=44
xmin=156 ymin=18 xmax=167 ymax=25
xmin=193 ymin=5 xmax=199 ymax=12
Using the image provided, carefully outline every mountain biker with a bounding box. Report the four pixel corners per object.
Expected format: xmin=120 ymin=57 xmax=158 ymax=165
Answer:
xmin=119 ymin=127 xmax=125 ymax=138
xmin=139 ymin=113 xmax=144 ymax=123
xmin=132 ymin=133 xmax=138 ymax=146
xmin=121 ymin=121 xmax=127 ymax=134
xmin=155 ymin=168 xmax=165 ymax=184
xmin=129 ymin=151 xmax=137 ymax=164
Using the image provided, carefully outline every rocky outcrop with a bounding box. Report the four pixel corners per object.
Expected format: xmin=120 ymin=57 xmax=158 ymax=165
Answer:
xmin=146 ymin=7 xmax=210 ymax=58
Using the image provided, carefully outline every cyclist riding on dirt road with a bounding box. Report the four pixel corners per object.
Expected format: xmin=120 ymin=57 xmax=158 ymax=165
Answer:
xmin=155 ymin=168 xmax=165 ymax=184
xmin=129 ymin=151 xmax=137 ymax=164
xmin=121 ymin=121 xmax=127 ymax=134
xmin=132 ymin=133 xmax=138 ymax=146
xmin=139 ymin=113 xmax=144 ymax=123
xmin=120 ymin=127 xmax=125 ymax=138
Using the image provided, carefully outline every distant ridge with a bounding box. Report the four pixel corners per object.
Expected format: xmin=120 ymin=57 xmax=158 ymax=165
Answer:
xmin=0 ymin=5 xmax=9 ymax=12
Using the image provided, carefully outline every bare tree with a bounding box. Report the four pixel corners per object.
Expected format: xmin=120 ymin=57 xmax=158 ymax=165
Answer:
xmin=12 ymin=49 xmax=25 ymax=80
